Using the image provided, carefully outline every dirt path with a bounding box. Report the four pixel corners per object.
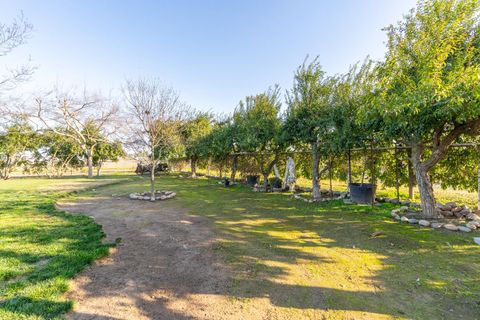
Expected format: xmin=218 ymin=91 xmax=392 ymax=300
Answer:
xmin=57 ymin=196 xmax=246 ymax=320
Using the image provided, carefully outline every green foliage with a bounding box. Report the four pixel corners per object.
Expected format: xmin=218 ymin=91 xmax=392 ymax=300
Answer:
xmin=236 ymin=86 xmax=282 ymax=153
xmin=182 ymin=111 xmax=213 ymax=160
xmin=284 ymin=57 xmax=334 ymax=150
xmin=0 ymin=121 xmax=38 ymax=179
xmin=371 ymin=0 xmax=480 ymax=144
xmin=93 ymin=141 xmax=125 ymax=165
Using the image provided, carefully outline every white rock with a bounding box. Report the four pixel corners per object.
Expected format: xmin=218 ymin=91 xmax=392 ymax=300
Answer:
xmin=430 ymin=222 xmax=444 ymax=229
xmin=474 ymin=238 xmax=480 ymax=245
xmin=469 ymin=221 xmax=480 ymax=227
xmin=399 ymin=206 xmax=409 ymax=212
xmin=401 ymin=216 xmax=409 ymax=222
xmin=408 ymin=218 xmax=418 ymax=224
xmin=458 ymin=226 xmax=472 ymax=233
xmin=391 ymin=210 xmax=400 ymax=217
xmin=443 ymin=224 xmax=458 ymax=231
xmin=467 ymin=213 xmax=480 ymax=221
xmin=418 ymin=220 xmax=430 ymax=227
xmin=466 ymin=222 xmax=477 ymax=230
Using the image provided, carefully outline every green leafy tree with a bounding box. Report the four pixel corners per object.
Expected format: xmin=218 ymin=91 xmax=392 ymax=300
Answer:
xmin=92 ymin=140 xmax=125 ymax=176
xmin=202 ymin=119 xmax=235 ymax=178
xmin=182 ymin=111 xmax=213 ymax=177
xmin=369 ymin=0 xmax=480 ymax=217
xmin=237 ymin=86 xmax=282 ymax=191
xmin=285 ymin=58 xmax=335 ymax=199
xmin=329 ymin=60 xmax=376 ymax=189
xmin=32 ymin=129 xmax=83 ymax=177
xmin=0 ymin=121 xmax=37 ymax=179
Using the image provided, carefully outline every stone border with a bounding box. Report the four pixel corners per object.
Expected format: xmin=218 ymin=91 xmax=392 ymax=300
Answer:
xmin=129 ymin=191 xmax=176 ymax=201
xmin=390 ymin=206 xmax=480 ymax=232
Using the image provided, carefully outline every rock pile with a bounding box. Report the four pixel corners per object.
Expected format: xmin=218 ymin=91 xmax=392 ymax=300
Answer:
xmin=129 ymin=191 xmax=176 ymax=201
xmin=390 ymin=204 xmax=480 ymax=233
xmin=435 ymin=202 xmax=477 ymax=219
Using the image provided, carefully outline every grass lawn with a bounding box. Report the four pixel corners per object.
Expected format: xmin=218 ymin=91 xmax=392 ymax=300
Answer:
xmin=0 ymin=175 xmax=132 ymax=320
xmin=90 ymin=174 xmax=480 ymax=320
xmin=194 ymin=168 xmax=479 ymax=208
xmin=1 ymin=174 xmax=479 ymax=319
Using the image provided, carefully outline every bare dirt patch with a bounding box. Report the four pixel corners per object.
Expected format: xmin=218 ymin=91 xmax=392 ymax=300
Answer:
xmin=56 ymin=196 xmax=249 ymax=320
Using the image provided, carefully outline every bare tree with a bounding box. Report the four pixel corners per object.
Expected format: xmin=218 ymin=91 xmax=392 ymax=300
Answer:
xmin=123 ymin=78 xmax=184 ymax=201
xmin=35 ymin=89 xmax=118 ymax=178
xmin=0 ymin=13 xmax=35 ymax=118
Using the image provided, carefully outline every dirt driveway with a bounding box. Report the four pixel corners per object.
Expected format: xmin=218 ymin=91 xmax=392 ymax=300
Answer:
xmin=57 ymin=196 xmax=248 ymax=320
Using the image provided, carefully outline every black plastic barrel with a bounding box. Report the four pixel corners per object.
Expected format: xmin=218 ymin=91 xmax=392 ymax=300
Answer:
xmin=246 ymin=175 xmax=259 ymax=186
xmin=349 ymin=183 xmax=376 ymax=204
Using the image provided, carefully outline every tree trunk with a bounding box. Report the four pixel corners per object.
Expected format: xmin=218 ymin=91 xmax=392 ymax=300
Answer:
xmin=478 ymin=160 xmax=480 ymax=210
xmin=407 ymin=148 xmax=415 ymax=199
xmin=230 ymin=155 xmax=238 ymax=181
xmin=263 ymin=173 xmax=269 ymax=192
xmin=191 ymin=157 xmax=197 ymax=178
xmin=394 ymin=145 xmax=400 ymax=201
xmin=150 ymin=145 xmax=156 ymax=201
xmin=347 ymin=150 xmax=352 ymax=193
xmin=312 ymin=144 xmax=321 ymax=200
xmin=150 ymin=164 xmax=155 ymax=201
xmin=87 ymin=148 xmax=94 ymax=178
xmin=273 ymin=164 xmax=280 ymax=178
xmin=96 ymin=161 xmax=102 ymax=177
xmin=410 ymin=145 xmax=438 ymax=218
xmin=329 ymin=159 xmax=333 ymax=198
xmin=361 ymin=153 xmax=366 ymax=185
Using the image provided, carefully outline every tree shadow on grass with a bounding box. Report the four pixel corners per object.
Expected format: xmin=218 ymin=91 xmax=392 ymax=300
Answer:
xmin=157 ymin=176 xmax=480 ymax=319
xmin=7 ymin=175 xmax=477 ymax=319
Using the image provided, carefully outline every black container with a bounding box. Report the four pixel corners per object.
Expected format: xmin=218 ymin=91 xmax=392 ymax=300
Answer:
xmin=349 ymin=183 xmax=376 ymax=204
xmin=246 ymin=175 xmax=259 ymax=186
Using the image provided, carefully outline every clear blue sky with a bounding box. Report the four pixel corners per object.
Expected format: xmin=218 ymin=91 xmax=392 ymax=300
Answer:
xmin=1 ymin=0 xmax=416 ymax=114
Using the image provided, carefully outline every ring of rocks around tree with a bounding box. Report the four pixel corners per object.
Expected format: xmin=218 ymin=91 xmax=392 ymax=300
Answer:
xmin=388 ymin=201 xmax=480 ymax=233
xmin=129 ymin=191 xmax=176 ymax=201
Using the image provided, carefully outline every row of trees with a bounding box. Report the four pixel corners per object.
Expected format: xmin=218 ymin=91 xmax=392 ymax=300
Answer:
xmin=2 ymin=0 xmax=480 ymax=215
xmin=179 ymin=0 xmax=480 ymax=218
xmin=0 ymin=116 xmax=125 ymax=180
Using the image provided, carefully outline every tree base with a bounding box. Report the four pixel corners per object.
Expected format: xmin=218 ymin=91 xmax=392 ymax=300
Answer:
xmin=129 ymin=191 xmax=176 ymax=201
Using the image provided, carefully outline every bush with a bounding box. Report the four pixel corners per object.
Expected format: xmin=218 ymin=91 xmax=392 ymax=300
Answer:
xmin=269 ymin=177 xmax=283 ymax=189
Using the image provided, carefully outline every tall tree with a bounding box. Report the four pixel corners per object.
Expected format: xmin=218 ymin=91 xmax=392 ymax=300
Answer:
xmin=0 ymin=13 xmax=34 ymax=94
xmin=285 ymin=58 xmax=335 ymax=199
xmin=123 ymin=79 xmax=184 ymax=201
xmin=181 ymin=111 xmax=213 ymax=177
xmin=330 ymin=60 xmax=376 ymax=190
xmin=92 ymin=140 xmax=125 ymax=177
xmin=371 ymin=0 xmax=480 ymax=218
xmin=0 ymin=121 xmax=37 ymax=179
xmin=35 ymin=90 xmax=118 ymax=178
xmin=238 ymin=86 xmax=282 ymax=191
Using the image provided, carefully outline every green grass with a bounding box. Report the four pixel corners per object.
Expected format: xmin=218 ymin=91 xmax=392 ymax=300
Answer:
xmin=194 ymin=167 xmax=479 ymax=208
xmin=94 ymin=174 xmax=480 ymax=319
xmin=0 ymin=175 xmax=132 ymax=320
xmin=2 ymin=173 xmax=479 ymax=319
